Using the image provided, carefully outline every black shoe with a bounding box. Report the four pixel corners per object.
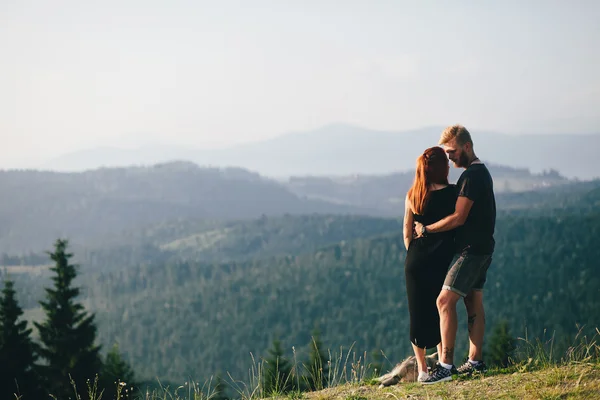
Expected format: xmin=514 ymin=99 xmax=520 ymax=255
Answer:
xmin=420 ymin=363 xmax=454 ymax=384
xmin=456 ymin=360 xmax=487 ymax=376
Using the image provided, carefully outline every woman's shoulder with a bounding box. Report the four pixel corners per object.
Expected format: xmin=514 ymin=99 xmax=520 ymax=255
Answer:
xmin=433 ymin=184 xmax=457 ymax=193
xmin=432 ymin=184 xmax=458 ymax=199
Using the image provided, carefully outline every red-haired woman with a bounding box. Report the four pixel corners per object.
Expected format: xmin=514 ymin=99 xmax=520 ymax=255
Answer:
xmin=403 ymin=146 xmax=457 ymax=382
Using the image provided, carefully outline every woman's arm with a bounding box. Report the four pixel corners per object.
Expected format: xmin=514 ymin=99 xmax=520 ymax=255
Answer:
xmin=403 ymin=195 xmax=414 ymax=251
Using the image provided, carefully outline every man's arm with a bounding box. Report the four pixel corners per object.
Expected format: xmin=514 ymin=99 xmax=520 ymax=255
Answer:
xmin=415 ymin=196 xmax=473 ymax=236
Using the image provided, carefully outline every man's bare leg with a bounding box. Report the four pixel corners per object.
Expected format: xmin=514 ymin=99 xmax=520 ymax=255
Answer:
xmin=437 ymin=289 xmax=462 ymax=366
xmin=464 ymin=290 xmax=485 ymax=361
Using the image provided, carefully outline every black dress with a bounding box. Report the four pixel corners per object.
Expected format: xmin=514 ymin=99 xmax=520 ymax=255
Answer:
xmin=404 ymin=185 xmax=457 ymax=349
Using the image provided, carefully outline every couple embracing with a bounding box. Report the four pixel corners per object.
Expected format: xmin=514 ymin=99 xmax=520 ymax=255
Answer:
xmin=403 ymin=124 xmax=496 ymax=384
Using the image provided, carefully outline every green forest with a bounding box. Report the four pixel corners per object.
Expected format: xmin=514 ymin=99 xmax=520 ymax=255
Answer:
xmin=1 ymin=173 xmax=599 ymax=398
xmin=86 ymin=213 xmax=600 ymax=381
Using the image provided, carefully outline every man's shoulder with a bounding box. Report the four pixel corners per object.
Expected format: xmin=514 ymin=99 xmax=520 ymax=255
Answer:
xmin=457 ymin=165 xmax=477 ymax=182
xmin=474 ymin=163 xmax=494 ymax=182
xmin=474 ymin=162 xmax=491 ymax=173
xmin=463 ymin=163 xmax=492 ymax=179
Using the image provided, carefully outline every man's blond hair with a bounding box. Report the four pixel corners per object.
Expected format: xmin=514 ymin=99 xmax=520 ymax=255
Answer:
xmin=439 ymin=124 xmax=473 ymax=146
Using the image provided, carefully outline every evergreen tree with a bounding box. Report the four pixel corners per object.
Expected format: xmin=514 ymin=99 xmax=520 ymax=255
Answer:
xmin=263 ymin=338 xmax=292 ymax=395
xmin=487 ymin=319 xmax=516 ymax=368
xmin=370 ymin=349 xmax=384 ymax=379
xmin=101 ymin=343 xmax=137 ymax=399
xmin=306 ymin=328 xmax=329 ymax=390
xmin=34 ymin=239 xmax=102 ymax=399
xmin=212 ymin=373 xmax=229 ymax=400
xmin=0 ymin=277 xmax=41 ymax=399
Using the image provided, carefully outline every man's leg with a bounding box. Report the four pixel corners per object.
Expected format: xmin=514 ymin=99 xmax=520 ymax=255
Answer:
xmin=464 ymin=290 xmax=485 ymax=361
xmin=436 ymin=289 xmax=461 ymax=366
xmin=456 ymin=255 xmax=492 ymax=375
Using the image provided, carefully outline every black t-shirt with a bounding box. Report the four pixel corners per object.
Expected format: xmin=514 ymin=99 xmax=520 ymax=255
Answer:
xmin=413 ymin=185 xmax=457 ymax=226
xmin=455 ymin=163 xmax=496 ymax=254
xmin=413 ymin=184 xmax=458 ymax=243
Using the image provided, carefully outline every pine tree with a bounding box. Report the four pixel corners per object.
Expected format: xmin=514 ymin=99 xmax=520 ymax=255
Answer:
xmin=101 ymin=343 xmax=137 ymax=399
xmin=306 ymin=328 xmax=329 ymax=391
xmin=212 ymin=373 xmax=229 ymax=400
xmin=370 ymin=349 xmax=384 ymax=379
xmin=263 ymin=338 xmax=292 ymax=395
xmin=487 ymin=319 xmax=516 ymax=368
xmin=0 ymin=277 xmax=41 ymax=399
xmin=34 ymin=239 xmax=102 ymax=399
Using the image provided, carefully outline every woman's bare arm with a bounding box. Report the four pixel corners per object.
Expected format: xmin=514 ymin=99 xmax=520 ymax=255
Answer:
xmin=403 ymin=195 xmax=414 ymax=251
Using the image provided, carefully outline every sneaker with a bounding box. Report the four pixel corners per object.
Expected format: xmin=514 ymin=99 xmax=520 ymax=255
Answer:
xmin=456 ymin=360 xmax=488 ymax=376
xmin=420 ymin=363 xmax=454 ymax=384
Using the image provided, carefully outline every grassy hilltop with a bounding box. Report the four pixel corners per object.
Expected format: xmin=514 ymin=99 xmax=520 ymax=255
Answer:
xmin=63 ymin=329 xmax=600 ymax=400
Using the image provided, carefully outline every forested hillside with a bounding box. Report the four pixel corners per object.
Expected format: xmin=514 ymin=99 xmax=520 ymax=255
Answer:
xmin=91 ymin=214 xmax=600 ymax=382
xmin=83 ymin=214 xmax=403 ymax=268
xmin=2 ymin=171 xmax=599 ymax=393
xmin=0 ymin=162 xmax=373 ymax=253
xmin=6 ymin=211 xmax=598 ymax=386
xmin=5 ymin=178 xmax=598 ymax=272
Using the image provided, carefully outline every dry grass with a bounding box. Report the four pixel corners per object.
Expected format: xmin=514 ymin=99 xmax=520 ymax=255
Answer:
xmin=284 ymin=363 xmax=600 ymax=400
xmin=47 ymin=327 xmax=600 ymax=399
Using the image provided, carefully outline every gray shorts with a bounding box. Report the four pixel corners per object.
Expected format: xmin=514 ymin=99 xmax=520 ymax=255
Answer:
xmin=442 ymin=251 xmax=492 ymax=297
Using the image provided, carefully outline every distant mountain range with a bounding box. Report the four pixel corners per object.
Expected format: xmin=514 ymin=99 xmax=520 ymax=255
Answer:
xmin=39 ymin=124 xmax=600 ymax=180
xmin=1 ymin=159 xmax=593 ymax=254
xmin=0 ymin=162 xmax=375 ymax=254
xmin=284 ymin=164 xmax=569 ymax=213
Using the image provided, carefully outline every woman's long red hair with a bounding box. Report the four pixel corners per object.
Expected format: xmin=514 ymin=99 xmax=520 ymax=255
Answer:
xmin=407 ymin=146 xmax=449 ymax=215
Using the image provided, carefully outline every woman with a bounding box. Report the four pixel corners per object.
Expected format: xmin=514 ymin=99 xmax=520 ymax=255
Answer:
xmin=403 ymin=146 xmax=457 ymax=382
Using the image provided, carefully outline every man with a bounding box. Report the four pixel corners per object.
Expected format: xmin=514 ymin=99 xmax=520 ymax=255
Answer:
xmin=414 ymin=124 xmax=496 ymax=384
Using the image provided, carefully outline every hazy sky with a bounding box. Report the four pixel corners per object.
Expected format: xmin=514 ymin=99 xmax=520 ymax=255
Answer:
xmin=1 ymin=0 xmax=599 ymax=168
